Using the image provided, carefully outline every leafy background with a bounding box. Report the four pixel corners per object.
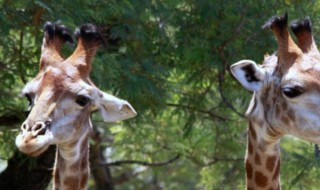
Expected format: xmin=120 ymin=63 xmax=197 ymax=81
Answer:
xmin=1 ymin=0 xmax=320 ymax=189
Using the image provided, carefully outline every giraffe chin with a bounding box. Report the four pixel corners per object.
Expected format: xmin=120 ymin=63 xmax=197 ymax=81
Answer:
xmin=16 ymin=143 xmax=50 ymax=157
xmin=15 ymin=132 xmax=53 ymax=157
xmin=25 ymin=144 xmax=50 ymax=157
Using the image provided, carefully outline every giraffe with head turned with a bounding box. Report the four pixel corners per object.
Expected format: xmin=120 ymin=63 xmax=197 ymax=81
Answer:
xmin=15 ymin=22 xmax=137 ymax=190
xmin=231 ymin=13 xmax=320 ymax=189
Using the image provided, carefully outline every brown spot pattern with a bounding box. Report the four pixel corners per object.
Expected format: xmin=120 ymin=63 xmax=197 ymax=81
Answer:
xmin=258 ymin=120 xmax=264 ymax=128
xmin=272 ymin=159 xmax=280 ymax=180
xmin=258 ymin=139 xmax=267 ymax=152
xmin=255 ymin=153 xmax=261 ymax=165
xmin=81 ymin=159 xmax=88 ymax=171
xmin=70 ymin=160 xmax=80 ymax=172
xmin=266 ymin=155 xmax=277 ymax=172
xmin=254 ymin=171 xmax=268 ymax=187
xmin=266 ymin=127 xmax=279 ymax=138
xmin=275 ymin=104 xmax=280 ymax=117
xmin=80 ymin=173 xmax=88 ymax=188
xmin=287 ymin=108 xmax=295 ymax=121
xmin=63 ymin=175 xmax=80 ymax=190
xmin=80 ymin=137 xmax=89 ymax=170
xmin=248 ymin=138 xmax=253 ymax=155
xmin=246 ymin=159 xmax=253 ymax=179
xmin=57 ymin=154 xmax=66 ymax=171
xmin=265 ymin=102 xmax=271 ymax=111
xmin=251 ymin=98 xmax=258 ymax=113
xmin=248 ymin=122 xmax=257 ymax=140
xmin=281 ymin=102 xmax=288 ymax=111
xmin=281 ymin=115 xmax=290 ymax=125
xmin=272 ymin=96 xmax=277 ymax=103
xmin=69 ymin=137 xmax=89 ymax=172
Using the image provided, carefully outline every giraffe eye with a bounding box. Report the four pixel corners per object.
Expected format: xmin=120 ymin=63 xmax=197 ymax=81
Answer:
xmin=281 ymin=87 xmax=303 ymax=98
xmin=75 ymin=95 xmax=91 ymax=107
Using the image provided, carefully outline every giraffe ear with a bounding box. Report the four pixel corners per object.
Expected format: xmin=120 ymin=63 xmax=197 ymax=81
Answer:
xmin=230 ymin=60 xmax=265 ymax=92
xmin=98 ymin=92 xmax=137 ymax=123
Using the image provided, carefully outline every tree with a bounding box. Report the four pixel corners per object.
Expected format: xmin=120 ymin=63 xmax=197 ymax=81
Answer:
xmin=1 ymin=0 xmax=320 ymax=189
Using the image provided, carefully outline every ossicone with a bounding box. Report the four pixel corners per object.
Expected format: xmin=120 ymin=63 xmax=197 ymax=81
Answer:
xmin=290 ymin=17 xmax=312 ymax=34
xmin=262 ymin=12 xmax=302 ymax=71
xmin=43 ymin=22 xmax=74 ymax=45
xmin=74 ymin=24 xmax=105 ymax=45
xmin=262 ymin=12 xmax=288 ymax=35
xmin=290 ymin=17 xmax=319 ymax=54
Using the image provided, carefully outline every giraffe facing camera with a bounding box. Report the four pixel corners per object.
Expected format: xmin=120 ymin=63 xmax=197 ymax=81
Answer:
xmin=15 ymin=22 xmax=137 ymax=190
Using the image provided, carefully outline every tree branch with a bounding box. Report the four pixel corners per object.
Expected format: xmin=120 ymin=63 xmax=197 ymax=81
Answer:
xmin=101 ymin=154 xmax=180 ymax=167
xmin=113 ymin=170 xmax=144 ymax=185
xmin=166 ymin=103 xmax=228 ymax=121
xmin=203 ymin=157 xmax=243 ymax=167
xmin=219 ymin=9 xmax=246 ymax=51
xmin=19 ymin=31 xmax=27 ymax=84
xmin=217 ymin=73 xmax=246 ymax=119
xmin=213 ymin=9 xmax=247 ymax=119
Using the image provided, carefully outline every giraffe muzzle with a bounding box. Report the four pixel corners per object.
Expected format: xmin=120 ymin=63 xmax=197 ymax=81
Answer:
xmin=21 ymin=120 xmax=51 ymax=137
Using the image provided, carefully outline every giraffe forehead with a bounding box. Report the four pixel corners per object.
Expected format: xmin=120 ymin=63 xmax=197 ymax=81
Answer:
xmin=27 ymin=66 xmax=82 ymax=94
xmin=283 ymin=54 xmax=320 ymax=76
xmin=281 ymin=65 xmax=320 ymax=92
xmin=261 ymin=53 xmax=320 ymax=83
xmin=41 ymin=68 xmax=65 ymax=89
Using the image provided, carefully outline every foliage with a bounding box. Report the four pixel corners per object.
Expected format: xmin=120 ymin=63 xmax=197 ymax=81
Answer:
xmin=1 ymin=0 xmax=320 ymax=189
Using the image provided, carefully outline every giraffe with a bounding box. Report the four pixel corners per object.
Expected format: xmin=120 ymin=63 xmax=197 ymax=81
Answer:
xmin=15 ymin=22 xmax=137 ymax=190
xmin=230 ymin=13 xmax=320 ymax=189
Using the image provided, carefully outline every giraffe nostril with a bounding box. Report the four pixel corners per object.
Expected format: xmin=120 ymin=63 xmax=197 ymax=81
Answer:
xmin=21 ymin=123 xmax=30 ymax=132
xmin=34 ymin=124 xmax=42 ymax=131
xmin=32 ymin=122 xmax=47 ymax=136
xmin=37 ymin=127 xmax=46 ymax=136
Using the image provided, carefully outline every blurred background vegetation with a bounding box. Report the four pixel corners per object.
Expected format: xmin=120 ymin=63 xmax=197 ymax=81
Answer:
xmin=1 ymin=0 xmax=320 ymax=189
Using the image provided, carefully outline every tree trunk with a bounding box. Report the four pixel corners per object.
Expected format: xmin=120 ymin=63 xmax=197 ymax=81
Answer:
xmin=90 ymin=128 xmax=115 ymax=190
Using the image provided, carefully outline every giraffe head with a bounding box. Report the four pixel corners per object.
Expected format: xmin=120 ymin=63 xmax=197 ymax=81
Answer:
xmin=231 ymin=13 xmax=320 ymax=143
xmin=16 ymin=22 xmax=137 ymax=157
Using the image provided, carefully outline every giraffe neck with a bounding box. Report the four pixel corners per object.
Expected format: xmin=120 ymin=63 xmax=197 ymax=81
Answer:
xmin=53 ymin=133 xmax=89 ymax=190
xmin=246 ymin=120 xmax=281 ymax=190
